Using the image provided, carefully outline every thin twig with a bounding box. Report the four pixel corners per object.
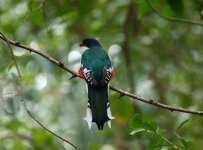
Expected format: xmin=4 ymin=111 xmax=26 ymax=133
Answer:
xmin=109 ymin=86 xmax=203 ymax=115
xmin=0 ymin=32 xmax=78 ymax=150
xmin=0 ymin=34 xmax=77 ymax=76
xmin=156 ymin=129 xmax=182 ymax=150
xmin=0 ymin=33 xmax=203 ymax=116
xmin=145 ymin=0 xmax=203 ymax=27
xmin=24 ymin=0 xmax=47 ymax=24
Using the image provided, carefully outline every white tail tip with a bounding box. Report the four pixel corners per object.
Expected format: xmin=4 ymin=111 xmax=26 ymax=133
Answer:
xmin=107 ymin=120 xmax=111 ymax=128
xmin=83 ymin=107 xmax=92 ymax=129
xmin=107 ymin=107 xmax=115 ymax=120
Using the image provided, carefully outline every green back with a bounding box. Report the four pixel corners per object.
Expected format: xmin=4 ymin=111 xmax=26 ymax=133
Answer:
xmin=81 ymin=47 xmax=112 ymax=81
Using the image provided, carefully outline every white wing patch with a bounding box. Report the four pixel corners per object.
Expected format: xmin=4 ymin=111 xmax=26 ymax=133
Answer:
xmin=83 ymin=68 xmax=94 ymax=85
xmin=83 ymin=68 xmax=91 ymax=74
xmin=103 ymin=67 xmax=113 ymax=84
xmin=106 ymin=67 xmax=113 ymax=72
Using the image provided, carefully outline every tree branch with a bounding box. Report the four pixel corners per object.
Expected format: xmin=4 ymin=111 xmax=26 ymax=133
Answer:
xmin=0 ymin=33 xmax=203 ymax=117
xmin=110 ymin=86 xmax=203 ymax=115
xmin=0 ymin=32 xmax=78 ymax=150
xmin=145 ymin=0 xmax=203 ymax=27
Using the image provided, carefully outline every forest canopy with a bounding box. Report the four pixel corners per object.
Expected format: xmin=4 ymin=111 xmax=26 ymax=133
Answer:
xmin=1 ymin=0 xmax=203 ymax=150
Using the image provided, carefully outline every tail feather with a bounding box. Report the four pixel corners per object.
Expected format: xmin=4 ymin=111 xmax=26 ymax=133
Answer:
xmin=84 ymin=84 xmax=114 ymax=130
xmin=83 ymin=107 xmax=92 ymax=129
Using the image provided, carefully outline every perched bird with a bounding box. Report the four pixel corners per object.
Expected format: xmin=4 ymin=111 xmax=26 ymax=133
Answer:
xmin=78 ymin=38 xmax=115 ymax=130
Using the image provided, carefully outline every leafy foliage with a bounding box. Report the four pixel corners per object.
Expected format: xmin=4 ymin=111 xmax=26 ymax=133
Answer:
xmin=1 ymin=0 xmax=203 ymax=149
xmin=167 ymin=0 xmax=184 ymax=16
xmin=130 ymin=113 xmax=158 ymax=132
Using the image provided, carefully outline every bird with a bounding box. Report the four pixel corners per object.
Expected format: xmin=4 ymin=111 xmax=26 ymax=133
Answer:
xmin=78 ymin=38 xmax=115 ymax=130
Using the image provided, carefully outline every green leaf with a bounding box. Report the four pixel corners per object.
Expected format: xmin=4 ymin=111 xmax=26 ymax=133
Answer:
xmin=11 ymin=141 xmax=28 ymax=150
xmin=176 ymin=119 xmax=190 ymax=132
xmin=111 ymin=95 xmax=134 ymax=122
xmin=7 ymin=61 xmax=14 ymax=71
xmin=3 ymin=97 xmax=19 ymax=115
xmin=130 ymin=128 xmax=145 ymax=135
xmin=130 ymin=113 xmax=158 ymax=132
xmin=78 ymin=0 xmax=94 ymax=17
xmin=137 ymin=0 xmax=150 ymax=17
xmin=5 ymin=120 xmax=25 ymax=131
xmin=10 ymin=72 xmax=19 ymax=83
xmin=28 ymin=1 xmax=41 ymax=12
xmin=147 ymin=134 xmax=164 ymax=150
xmin=89 ymin=143 xmax=100 ymax=150
xmin=29 ymin=11 xmax=44 ymax=26
xmin=167 ymin=0 xmax=184 ymax=16
xmin=175 ymin=133 xmax=193 ymax=149
xmin=31 ymin=128 xmax=61 ymax=149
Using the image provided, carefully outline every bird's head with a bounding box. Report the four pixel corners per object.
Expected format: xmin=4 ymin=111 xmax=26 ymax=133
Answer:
xmin=79 ymin=38 xmax=101 ymax=48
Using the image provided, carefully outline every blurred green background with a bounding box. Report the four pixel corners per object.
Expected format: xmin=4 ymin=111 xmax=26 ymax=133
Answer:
xmin=1 ymin=0 xmax=203 ymax=149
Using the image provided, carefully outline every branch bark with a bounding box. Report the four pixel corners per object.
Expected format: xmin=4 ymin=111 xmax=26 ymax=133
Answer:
xmin=0 ymin=33 xmax=203 ymax=117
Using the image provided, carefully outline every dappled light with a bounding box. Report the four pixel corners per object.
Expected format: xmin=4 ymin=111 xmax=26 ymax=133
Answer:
xmin=1 ymin=0 xmax=203 ymax=150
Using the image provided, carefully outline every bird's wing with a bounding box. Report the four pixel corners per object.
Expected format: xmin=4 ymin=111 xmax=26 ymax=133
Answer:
xmin=78 ymin=49 xmax=114 ymax=85
xmin=81 ymin=67 xmax=98 ymax=85
xmin=101 ymin=66 xmax=114 ymax=85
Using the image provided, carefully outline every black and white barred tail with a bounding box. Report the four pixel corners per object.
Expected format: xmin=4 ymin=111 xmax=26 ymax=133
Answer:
xmin=83 ymin=84 xmax=115 ymax=130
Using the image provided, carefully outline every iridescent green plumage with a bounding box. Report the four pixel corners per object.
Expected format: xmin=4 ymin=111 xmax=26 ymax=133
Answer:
xmin=81 ymin=47 xmax=112 ymax=81
xmin=79 ymin=38 xmax=114 ymax=130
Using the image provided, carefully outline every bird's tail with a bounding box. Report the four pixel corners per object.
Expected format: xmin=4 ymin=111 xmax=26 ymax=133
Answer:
xmin=83 ymin=84 xmax=115 ymax=130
